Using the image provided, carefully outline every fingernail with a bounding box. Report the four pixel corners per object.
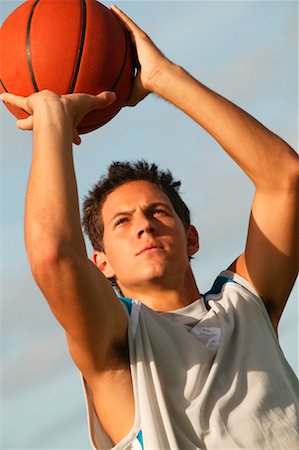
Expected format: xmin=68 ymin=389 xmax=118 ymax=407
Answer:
xmin=109 ymin=92 xmax=116 ymax=103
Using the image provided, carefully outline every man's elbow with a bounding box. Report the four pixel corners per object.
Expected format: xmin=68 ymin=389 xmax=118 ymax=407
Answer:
xmin=283 ymin=150 xmax=299 ymax=189
xmin=272 ymin=152 xmax=299 ymax=194
xmin=28 ymin=242 xmax=81 ymax=289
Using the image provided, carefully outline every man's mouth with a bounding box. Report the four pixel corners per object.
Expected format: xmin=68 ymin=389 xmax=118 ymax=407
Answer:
xmin=136 ymin=243 xmax=164 ymax=256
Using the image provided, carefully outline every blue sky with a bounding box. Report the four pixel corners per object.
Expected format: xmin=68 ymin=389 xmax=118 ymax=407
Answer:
xmin=1 ymin=1 xmax=298 ymax=448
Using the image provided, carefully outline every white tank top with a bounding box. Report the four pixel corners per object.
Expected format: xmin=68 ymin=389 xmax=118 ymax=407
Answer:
xmin=82 ymin=270 xmax=299 ymax=449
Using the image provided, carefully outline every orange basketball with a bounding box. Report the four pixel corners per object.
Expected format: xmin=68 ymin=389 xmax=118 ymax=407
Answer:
xmin=0 ymin=0 xmax=134 ymax=133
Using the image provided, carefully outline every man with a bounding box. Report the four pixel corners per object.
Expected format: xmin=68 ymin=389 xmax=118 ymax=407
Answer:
xmin=1 ymin=5 xmax=298 ymax=450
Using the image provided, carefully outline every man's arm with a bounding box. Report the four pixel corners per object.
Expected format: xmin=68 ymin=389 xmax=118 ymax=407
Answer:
xmin=153 ymin=67 xmax=298 ymax=330
xmin=1 ymin=90 xmax=129 ymax=374
xmin=112 ymin=6 xmax=299 ymax=330
xmin=1 ymin=90 xmax=136 ymax=441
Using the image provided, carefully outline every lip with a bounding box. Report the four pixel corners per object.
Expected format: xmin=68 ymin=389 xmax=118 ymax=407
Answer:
xmin=136 ymin=243 xmax=164 ymax=256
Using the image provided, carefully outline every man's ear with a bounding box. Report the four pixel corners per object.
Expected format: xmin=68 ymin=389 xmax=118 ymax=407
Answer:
xmin=186 ymin=225 xmax=200 ymax=257
xmin=93 ymin=251 xmax=115 ymax=278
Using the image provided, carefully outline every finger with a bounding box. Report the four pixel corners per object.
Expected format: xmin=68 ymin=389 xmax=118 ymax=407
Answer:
xmin=110 ymin=5 xmax=143 ymax=36
xmin=0 ymin=92 xmax=31 ymax=114
xmin=16 ymin=116 xmax=33 ymax=130
xmin=96 ymin=91 xmax=116 ymax=105
xmin=83 ymin=91 xmax=116 ymax=114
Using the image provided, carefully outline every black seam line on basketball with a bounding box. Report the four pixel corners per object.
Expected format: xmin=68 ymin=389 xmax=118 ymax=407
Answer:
xmin=69 ymin=0 xmax=87 ymax=93
xmin=0 ymin=79 xmax=8 ymax=92
xmin=26 ymin=0 xmax=40 ymax=92
xmin=78 ymin=107 xmax=119 ymax=131
xmin=110 ymin=26 xmax=129 ymax=92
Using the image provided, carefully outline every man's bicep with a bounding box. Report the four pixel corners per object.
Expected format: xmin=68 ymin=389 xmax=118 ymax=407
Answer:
xmin=229 ymin=186 xmax=299 ymax=327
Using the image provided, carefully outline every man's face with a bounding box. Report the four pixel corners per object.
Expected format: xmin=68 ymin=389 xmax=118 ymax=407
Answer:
xmin=97 ymin=180 xmax=198 ymax=294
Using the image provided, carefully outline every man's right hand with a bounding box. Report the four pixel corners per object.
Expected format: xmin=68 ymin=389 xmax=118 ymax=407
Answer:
xmin=0 ymin=90 xmax=116 ymax=144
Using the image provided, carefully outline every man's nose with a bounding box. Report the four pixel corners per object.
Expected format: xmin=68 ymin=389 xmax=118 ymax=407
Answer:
xmin=136 ymin=214 xmax=156 ymax=238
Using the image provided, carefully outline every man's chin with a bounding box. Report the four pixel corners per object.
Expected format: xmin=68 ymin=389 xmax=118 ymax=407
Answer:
xmin=125 ymin=271 xmax=174 ymax=292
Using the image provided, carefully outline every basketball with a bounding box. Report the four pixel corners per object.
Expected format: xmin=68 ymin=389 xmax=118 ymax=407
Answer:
xmin=0 ymin=0 xmax=134 ymax=133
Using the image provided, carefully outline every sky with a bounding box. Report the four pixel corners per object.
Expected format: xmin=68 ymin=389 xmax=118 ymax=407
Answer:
xmin=1 ymin=1 xmax=298 ymax=449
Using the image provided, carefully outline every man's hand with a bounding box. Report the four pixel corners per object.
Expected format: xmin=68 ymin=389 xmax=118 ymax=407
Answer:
xmin=111 ymin=5 xmax=173 ymax=106
xmin=0 ymin=90 xmax=116 ymax=144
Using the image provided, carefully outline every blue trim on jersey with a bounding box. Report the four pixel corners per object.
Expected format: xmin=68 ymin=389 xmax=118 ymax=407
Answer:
xmin=119 ymin=296 xmax=133 ymax=314
xmin=118 ymin=297 xmax=144 ymax=448
xmin=137 ymin=430 xmax=144 ymax=448
xmin=204 ymin=276 xmax=237 ymax=309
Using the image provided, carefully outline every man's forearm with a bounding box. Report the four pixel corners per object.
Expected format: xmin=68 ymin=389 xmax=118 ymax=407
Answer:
xmin=25 ymin=100 xmax=87 ymax=265
xmin=0 ymin=90 xmax=115 ymax=272
xmin=152 ymin=63 xmax=298 ymax=190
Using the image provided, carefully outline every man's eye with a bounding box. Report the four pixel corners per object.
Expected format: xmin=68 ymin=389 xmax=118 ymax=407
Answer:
xmin=153 ymin=209 xmax=166 ymax=216
xmin=115 ymin=217 xmax=129 ymax=227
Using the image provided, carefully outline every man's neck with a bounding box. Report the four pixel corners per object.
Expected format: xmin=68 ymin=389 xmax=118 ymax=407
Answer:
xmin=120 ymin=267 xmax=201 ymax=312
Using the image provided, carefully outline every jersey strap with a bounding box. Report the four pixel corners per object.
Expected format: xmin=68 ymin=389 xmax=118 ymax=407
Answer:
xmin=137 ymin=430 xmax=144 ymax=448
xmin=203 ymin=276 xmax=237 ymax=309
xmin=119 ymin=296 xmax=133 ymax=314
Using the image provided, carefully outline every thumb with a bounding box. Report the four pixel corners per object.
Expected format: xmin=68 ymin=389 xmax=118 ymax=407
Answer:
xmin=73 ymin=127 xmax=82 ymax=145
xmin=16 ymin=116 xmax=33 ymax=130
xmin=125 ymin=73 xmax=150 ymax=106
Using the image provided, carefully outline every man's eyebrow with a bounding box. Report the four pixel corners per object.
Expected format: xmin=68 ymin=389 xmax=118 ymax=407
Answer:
xmin=109 ymin=202 xmax=173 ymax=223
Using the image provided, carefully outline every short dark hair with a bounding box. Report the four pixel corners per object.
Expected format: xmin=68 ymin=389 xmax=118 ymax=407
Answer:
xmin=82 ymin=160 xmax=191 ymax=251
